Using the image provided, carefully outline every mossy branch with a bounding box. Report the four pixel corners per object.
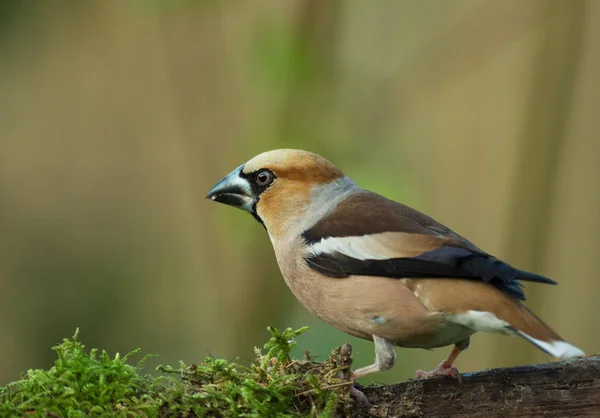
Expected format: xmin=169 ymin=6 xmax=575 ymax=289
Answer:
xmin=1 ymin=328 xmax=598 ymax=417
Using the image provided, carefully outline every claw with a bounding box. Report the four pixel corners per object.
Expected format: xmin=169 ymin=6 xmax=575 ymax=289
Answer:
xmin=415 ymin=362 xmax=462 ymax=383
xmin=350 ymin=384 xmax=370 ymax=406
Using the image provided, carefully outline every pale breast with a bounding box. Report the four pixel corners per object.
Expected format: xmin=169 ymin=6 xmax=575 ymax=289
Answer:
xmin=272 ymin=237 xmax=473 ymax=348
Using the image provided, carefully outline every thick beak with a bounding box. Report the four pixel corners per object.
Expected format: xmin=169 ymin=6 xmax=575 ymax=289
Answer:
xmin=206 ymin=164 xmax=255 ymax=212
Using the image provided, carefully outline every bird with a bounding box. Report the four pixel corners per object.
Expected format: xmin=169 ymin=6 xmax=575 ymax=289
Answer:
xmin=206 ymin=149 xmax=584 ymax=398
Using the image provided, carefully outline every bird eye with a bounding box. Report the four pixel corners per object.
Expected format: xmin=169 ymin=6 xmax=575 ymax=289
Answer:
xmin=255 ymin=170 xmax=273 ymax=186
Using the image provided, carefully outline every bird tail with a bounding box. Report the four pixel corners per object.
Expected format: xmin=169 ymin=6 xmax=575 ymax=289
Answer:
xmin=416 ymin=278 xmax=584 ymax=359
xmin=507 ymin=305 xmax=584 ymax=359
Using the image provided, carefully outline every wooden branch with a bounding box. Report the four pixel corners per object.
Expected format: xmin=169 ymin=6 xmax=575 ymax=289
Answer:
xmin=355 ymin=356 xmax=600 ymax=417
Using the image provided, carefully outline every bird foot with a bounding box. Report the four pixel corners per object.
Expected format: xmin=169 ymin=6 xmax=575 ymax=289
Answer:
xmin=415 ymin=362 xmax=462 ymax=382
xmin=350 ymin=384 xmax=370 ymax=406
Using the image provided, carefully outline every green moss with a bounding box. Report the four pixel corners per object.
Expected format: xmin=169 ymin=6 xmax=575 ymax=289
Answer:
xmin=0 ymin=327 xmax=354 ymax=417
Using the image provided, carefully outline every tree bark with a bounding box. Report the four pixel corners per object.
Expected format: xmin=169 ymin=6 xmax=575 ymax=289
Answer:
xmin=355 ymin=356 xmax=600 ymax=417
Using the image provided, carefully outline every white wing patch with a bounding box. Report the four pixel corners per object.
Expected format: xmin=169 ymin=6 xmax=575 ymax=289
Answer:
xmin=309 ymin=234 xmax=406 ymax=260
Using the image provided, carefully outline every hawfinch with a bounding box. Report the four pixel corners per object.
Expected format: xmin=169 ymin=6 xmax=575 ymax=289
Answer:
xmin=207 ymin=149 xmax=584 ymax=390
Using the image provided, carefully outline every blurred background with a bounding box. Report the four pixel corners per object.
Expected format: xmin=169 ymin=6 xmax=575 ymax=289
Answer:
xmin=1 ymin=0 xmax=599 ymax=385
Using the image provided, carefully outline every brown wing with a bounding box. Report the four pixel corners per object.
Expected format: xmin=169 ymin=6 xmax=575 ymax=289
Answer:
xmin=302 ymin=191 xmax=556 ymax=300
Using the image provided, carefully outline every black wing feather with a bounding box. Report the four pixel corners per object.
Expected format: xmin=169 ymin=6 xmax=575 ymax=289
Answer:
xmin=306 ymin=245 xmax=556 ymax=300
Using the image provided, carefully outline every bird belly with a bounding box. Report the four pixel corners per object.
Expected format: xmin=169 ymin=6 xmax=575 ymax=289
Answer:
xmin=281 ymin=259 xmax=471 ymax=348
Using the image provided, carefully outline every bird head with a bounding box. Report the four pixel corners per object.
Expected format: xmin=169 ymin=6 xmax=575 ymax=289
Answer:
xmin=206 ymin=149 xmax=356 ymax=240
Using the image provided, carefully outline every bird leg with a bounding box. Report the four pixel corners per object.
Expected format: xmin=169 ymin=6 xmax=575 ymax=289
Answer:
xmin=350 ymin=335 xmax=397 ymax=405
xmin=415 ymin=339 xmax=469 ymax=382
